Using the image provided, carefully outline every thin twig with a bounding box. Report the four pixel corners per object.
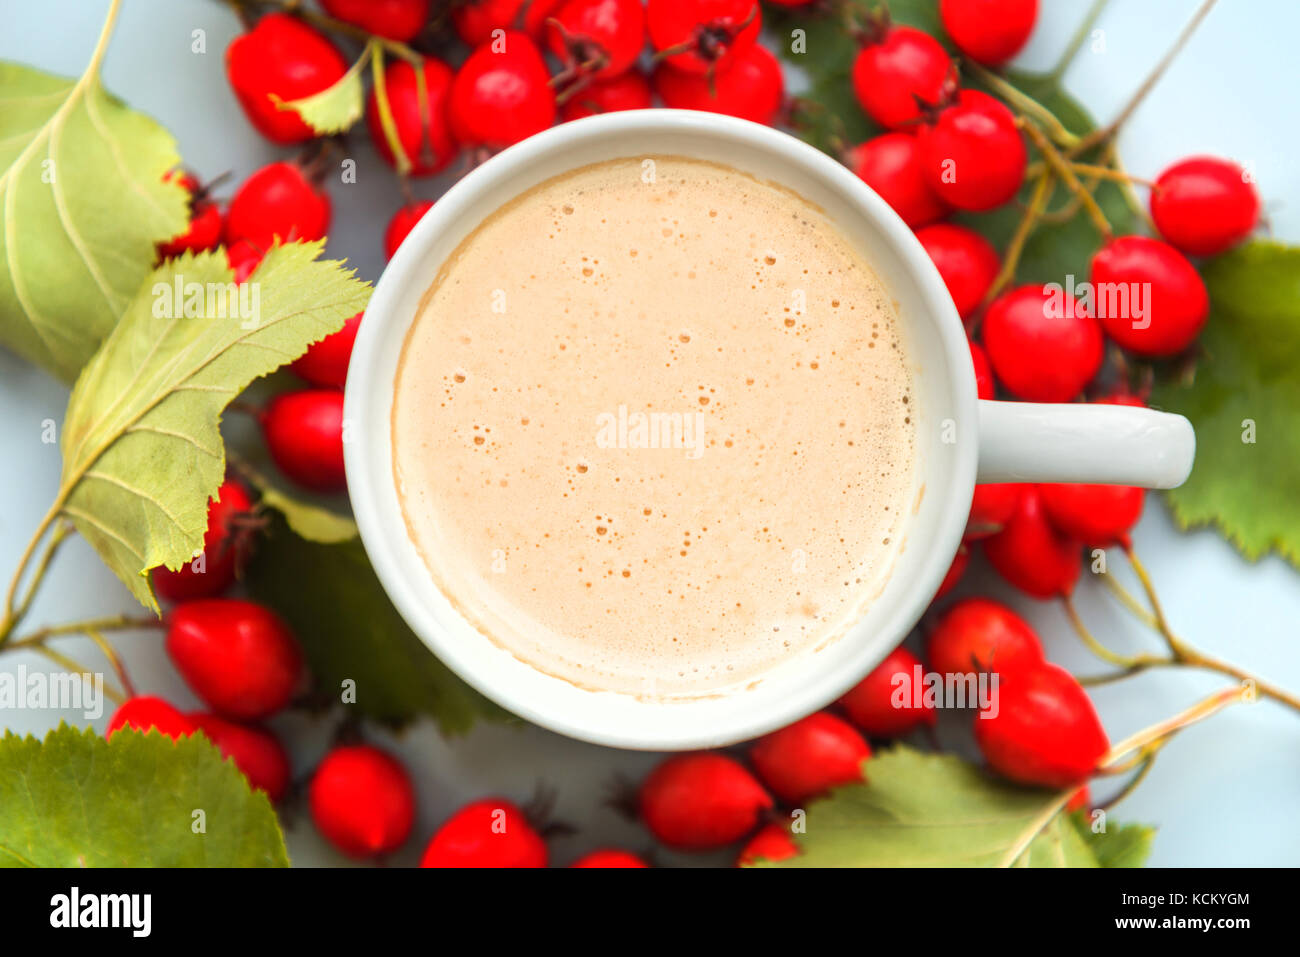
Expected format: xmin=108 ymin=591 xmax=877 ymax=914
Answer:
xmin=979 ymin=171 xmax=1054 ymax=310
xmin=1100 ymin=685 xmax=1244 ymax=769
xmin=1023 ymin=119 xmax=1113 ymax=239
xmin=1048 ymin=0 xmax=1112 ymax=84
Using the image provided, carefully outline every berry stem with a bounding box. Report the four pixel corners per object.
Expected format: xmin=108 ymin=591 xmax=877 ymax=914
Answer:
xmin=1061 ymin=595 xmax=1166 ymax=670
xmin=1096 ymin=747 xmax=1159 ymax=810
xmin=0 ymin=502 xmax=64 ymax=643
xmin=1047 ymin=0 xmax=1111 ymax=85
xmin=83 ymin=626 xmax=137 ymax=699
xmin=369 ymin=44 xmax=413 ymax=176
xmin=1065 ymin=161 xmax=1157 ymax=188
xmin=27 ymin=644 xmax=126 ymax=706
xmin=1021 ymin=118 xmax=1113 ymax=240
xmin=1099 ymin=684 xmax=1244 ymax=771
xmin=5 ymin=614 xmax=163 ymax=653
xmin=966 ymin=63 xmax=1079 ymax=149
xmin=978 ymin=170 xmax=1054 ymax=311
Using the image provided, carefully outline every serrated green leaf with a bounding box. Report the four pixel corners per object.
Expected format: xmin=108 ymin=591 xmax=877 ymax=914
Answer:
xmin=0 ymin=46 xmax=188 ymax=381
xmin=764 ymin=747 xmax=1097 ymax=868
xmin=245 ymin=514 xmax=508 ymax=732
xmin=0 ymin=724 xmax=288 ymax=867
xmin=1069 ymin=812 xmax=1156 ymax=867
xmin=1151 ymin=241 xmax=1300 ymax=565
xmin=273 ymin=44 xmax=369 ymax=136
xmin=233 ymin=454 xmax=357 ymax=543
xmin=58 ymin=244 xmax=370 ymax=612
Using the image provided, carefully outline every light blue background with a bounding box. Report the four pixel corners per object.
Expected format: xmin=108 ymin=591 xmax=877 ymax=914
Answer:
xmin=1 ymin=0 xmax=1297 ymax=866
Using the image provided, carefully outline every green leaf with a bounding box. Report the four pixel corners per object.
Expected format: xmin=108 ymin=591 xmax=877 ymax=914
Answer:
xmin=0 ymin=45 xmax=188 ymax=381
xmin=245 ymin=514 xmax=508 ymax=732
xmin=765 ymin=747 xmax=1098 ymax=867
xmin=1069 ymin=813 xmax=1156 ymax=867
xmin=273 ymin=44 xmax=370 ymax=136
xmin=1151 ymin=241 xmax=1300 ymax=565
xmin=58 ymin=244 xmax=370 ymax=612
xmin=233 ymin=455 xmax=358 ymax=543
xmin=0 ymin=724 xmax=288 ymax=867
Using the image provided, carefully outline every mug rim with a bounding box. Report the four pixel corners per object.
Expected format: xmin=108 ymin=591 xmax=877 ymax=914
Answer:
xmin=344 ymin=110 xmax=978 ymax=750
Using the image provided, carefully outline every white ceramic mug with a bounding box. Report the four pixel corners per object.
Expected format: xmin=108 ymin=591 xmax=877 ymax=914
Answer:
xmin=344 ymin=110 xmax=1195 ymax=751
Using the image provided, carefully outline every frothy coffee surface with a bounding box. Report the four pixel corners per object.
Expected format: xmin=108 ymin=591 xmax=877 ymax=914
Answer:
xmin=393 ymin=157 xmax=916 ymax=696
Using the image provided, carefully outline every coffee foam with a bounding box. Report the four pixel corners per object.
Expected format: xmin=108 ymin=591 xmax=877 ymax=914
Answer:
xmin=392 ymin=156 xmax=916 ymax=697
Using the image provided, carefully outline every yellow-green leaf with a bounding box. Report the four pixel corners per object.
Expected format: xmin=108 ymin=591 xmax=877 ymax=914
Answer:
xmin=234 ymin=454 xmax=357 ymax=543
xmin=0 ymin=29 xmax=188 ymax=381
xmin=0 ymin=724 xmax=288 ymax=867
xmin=273 ymin=44 xmax=370 ymax=136
xmin=58 ymin=244 xmax=370 ymax=612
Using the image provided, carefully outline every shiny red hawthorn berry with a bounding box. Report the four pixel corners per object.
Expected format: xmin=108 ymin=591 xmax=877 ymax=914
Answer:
xmin=311 ymin=745 xmax=416 ymax=859
xmin=645 ymin=0 xmax=761 ymax=77
xmin=916 ymin=223 xmax=1001 ymax=320
xmin=1089 ymin=234 xmax=1209 ymax=356
xmin=166 ymin=599 xmax=304 ymax=720
xmin=973 ymin=661 xmax=1109 ymax=789
xmin=448 ymin=32 xmax=557 ymax=150
xmin=969 ymin=339 xmax=995 ymax=399
xmin=262 ymin=389 xmax=347 ymax=493
xmin=188 ymin=712 xmax=291 ymax=802
xmin=546 ymin=0 xmax=646 ymax=81
xmin=384 ymin=201 xmax=435 ymax=259
xmin=157 ymin=170 xmax=222 ymax=260
xmin=639 ymin=753 xmax=772 ymax=849
xmin=570 ymin=849 xmax=650 ymax=867
xmin=152 ymin=479 xmax=254 ymax=602
xmin=839 ymin=645 xmax=936 ymax=737
xmin=982 ymin=486 xmax=1082 ymax=599
xmin=1150 ymin=156 xmax=1260 ymax=257
xmin=365 ymin=58 xmax=458 ymax=177
xmin=421 ymin=798 xmax=548 ymax=867
xmin=226 ymin=240 xmax=264 ymax=284
xmin=225 ymin=162 xmax=331 ymax=248
xmin=926 ymin=597 xmax=1044 ymax=678
xmin=851 ymin=25 xmax=952 ymax=130
xmin=936 ymin=542 xmax=970 ymax=599
xmin=319 ymin=0 xmax=432 ymax=41
xmin=653 ymin=44 xmax=784 ymax=126
xmin=561 ymin=70 xmax=652 ymax=121
xmin=453 ymin=0 xmax=561 ymax=45
xmin=966 ymin=482 xmax=1024 ymax=540
xmin=982 ymin=284 xmax=1103 ymax=402
xmin=107 ymin=696 xmax=196 ymax=742
xmin=737 ymin=823 xmax=799 ymax=866
xmin=1039 ymin=480 xmax=1145 ymax=548
xmin=225 ymin=13 xmax=348 ymax=145
xmin=917 ymin=89 xmax=1027 ymax=212
xmin=848 ymin=132 xmax=951 ymax=229
xmin=940 ymin=0 xmax=1038 ymax=66
xmin=750 ymin=711 xmax=871 ymax=803
xmin=292 ymin=312 xmax=363 ymax=389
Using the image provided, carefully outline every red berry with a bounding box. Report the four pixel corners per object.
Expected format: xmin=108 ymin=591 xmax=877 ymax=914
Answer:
xmin=750 ymin=712 xmax=871 ymax=803
xmin=839 ymin=646 xmax=936 ymax=737
xmin=940 ymin=0 xmax=1038 ymax=66
xmin=225 ymin=13 xmax=348 ymax=145
xmin=1089 ymin=235 xmax=1209 ymax=356
xmin=262 ymin=389 xmax=347 ymax=493
xmin=969 ymin=340 xmax=995 ymax=399
xmin=188 ymin=712 xmax=291 ymax=802
xmin=319 ymin=0 xmax=432 ymax=41
xmin=421 ymin=799 xmax=548 ymax=867
xmin=570 ymin=849 xmax=650 ymax=867
xmin=546 ymin=0 xmax=646 ymax=81
xmin=158 ymin=171 xmax=222 ymax=260
xmin=851 ymin=25 xmax=951 ymax=130
xmin=736 ymin=823 xmax=799 ymax=866
xmin=645 ymin=0 xmax=761 ymax=76
xmin=848 ymin=133 xmax=950 ymax=229
xmin=926 ymin=597 xmax=1044 ymax=677
xmin=639 ymin=753 xmax=772 ymax=849
xmin=982 ymin=486 xmax=1081 ymax=598
xmin=384 ymin=201 xmax=435 ymax=259
xmin=152 ymin=479 xmax=254 ymax=602
xmin=448 ymin=32 xmax=557 ymax=150
xmin=226 ymin=240 xmax=264 ymax=284
xmin=453 ymin=0 xmax=560 ymax=45
xmin=1039 ymin=481 xmax=1145 ymax=548
xmin=916 ymin=223 xmax=1001 ymax=320
xmin=973 ymin=662 xmax=1109 ymax=789
xmin=292 ymin=312 xmax=362 ymax=389
xmin=653 ymin=44 xmax=783 ymax=126
xmin=107 ymin=696 xmax=196 ymax=742
xmin=310 ymin=745 xmax=416 ymax=859
xmin=561 ymin=71 xmax=653 ymax=121
xmin=165 ymin=599 xmax=304 ymax=721
xmin=917 ymin=89 xmax=1027 ymax=211
xmin=966 ymin=482 xmax=1024 ymax=540
xmin=1150 ymin=156 xmax=1259 ymax=257
xmin=365 ymin=58 xmax=458 ymax=177
xmin=225 ymin=162 xmax=331 ymax=248
xmin=982 ymin=285 xmax=1103 ymax=402
xmin=935 ymin=542 xmax=969 ymax=599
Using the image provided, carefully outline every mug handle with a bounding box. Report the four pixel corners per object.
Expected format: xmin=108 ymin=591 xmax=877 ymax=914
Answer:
xmin=976 ymin=400 xmax=1196 ymax=489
